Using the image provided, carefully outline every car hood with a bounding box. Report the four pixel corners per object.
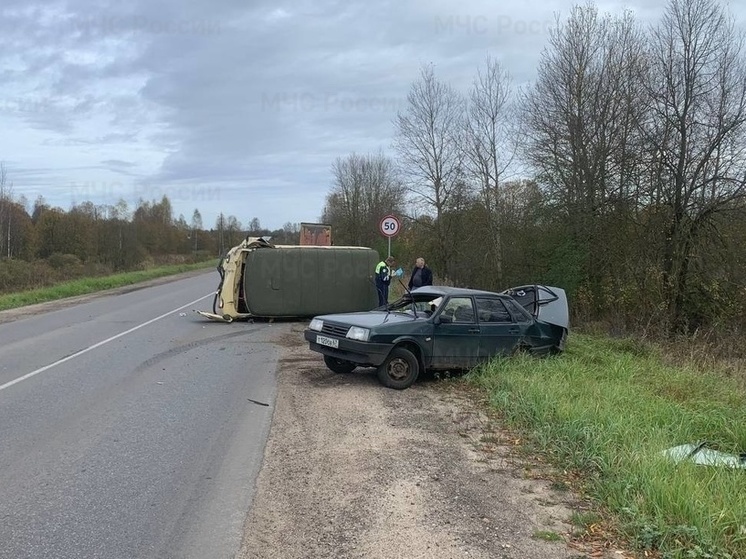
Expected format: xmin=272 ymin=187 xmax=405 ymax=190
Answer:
xmin=314 ymin=311 xmax=423 ymax=329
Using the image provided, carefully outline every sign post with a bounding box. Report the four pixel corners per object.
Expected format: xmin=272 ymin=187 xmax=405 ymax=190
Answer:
xmin=379 ymin=214 xmax=401 ymax=257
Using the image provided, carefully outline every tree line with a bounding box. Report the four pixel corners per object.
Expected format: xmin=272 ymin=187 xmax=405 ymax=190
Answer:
xmin=0 ymin=171 xmax=302 ymax=293
xmin=322 ymin=0 xmax=746 ymax=335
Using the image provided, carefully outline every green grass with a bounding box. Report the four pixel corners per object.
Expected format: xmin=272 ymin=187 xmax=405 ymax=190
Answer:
xmin=533 ymin=530 xmax=563 ymax=541
xmin=468 ymin=333 xmax=746 ymax=559
xmin=0 ymin=260 xmax=215 ymax=311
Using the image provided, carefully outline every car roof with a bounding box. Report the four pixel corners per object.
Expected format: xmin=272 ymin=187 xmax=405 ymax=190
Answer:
xmin=408 ymin=286 xmax=508 ymax=298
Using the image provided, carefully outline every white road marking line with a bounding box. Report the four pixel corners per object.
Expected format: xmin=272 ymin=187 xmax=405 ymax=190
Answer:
xmin=0 ymin=293 xmax=214 ymax=393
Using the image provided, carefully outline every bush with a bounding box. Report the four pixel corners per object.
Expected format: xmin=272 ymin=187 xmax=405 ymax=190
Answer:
xmin=47 ymin=253 xmax=83 ymax=271
xmin=0 ymin=258 xmax=58 ymax=293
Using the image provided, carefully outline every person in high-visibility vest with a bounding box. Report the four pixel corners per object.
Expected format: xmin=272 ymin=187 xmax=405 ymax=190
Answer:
xmin=375 ymin=256 xmax=396 ymax=307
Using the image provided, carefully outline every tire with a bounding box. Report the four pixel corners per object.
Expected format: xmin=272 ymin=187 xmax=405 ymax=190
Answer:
xmin=377 ymin=347 xmax=420 ymax=390
xmin=324 ymin=355 xmax=357 ymax=374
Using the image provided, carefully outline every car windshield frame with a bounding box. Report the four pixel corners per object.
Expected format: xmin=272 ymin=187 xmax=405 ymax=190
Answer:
xmin=385 ymin=293 xmax=446 ymax=318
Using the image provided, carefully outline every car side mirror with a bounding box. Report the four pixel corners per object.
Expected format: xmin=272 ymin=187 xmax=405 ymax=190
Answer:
xmin=436 ymin=314 xmax=452 ymax=324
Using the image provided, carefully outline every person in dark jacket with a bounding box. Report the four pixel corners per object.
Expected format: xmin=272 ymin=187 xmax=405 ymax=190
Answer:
xmin=408 ymin=257 xmax=433 ymax=289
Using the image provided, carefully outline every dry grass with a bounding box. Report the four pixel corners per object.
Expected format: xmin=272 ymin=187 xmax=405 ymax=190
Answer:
xmin=578 ymin=319 xmax=746 ymax=389
xmin=658 ymin=327 xmax=746 ymax=386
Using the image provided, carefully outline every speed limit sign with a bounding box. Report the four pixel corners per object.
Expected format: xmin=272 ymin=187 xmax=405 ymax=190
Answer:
xmin=379 ymin=215 xmax=401 ymax=238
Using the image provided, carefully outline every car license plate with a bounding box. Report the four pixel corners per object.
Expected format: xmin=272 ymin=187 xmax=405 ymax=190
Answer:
xmin=316 ymin=335 xmax=339 ymax=349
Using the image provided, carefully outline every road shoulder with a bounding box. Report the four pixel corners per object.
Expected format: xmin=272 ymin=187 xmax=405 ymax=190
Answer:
xmin=0 ymin=268 xmax=213 ymax=324
xmin=238 ymin=322 xmax=620 ymax=559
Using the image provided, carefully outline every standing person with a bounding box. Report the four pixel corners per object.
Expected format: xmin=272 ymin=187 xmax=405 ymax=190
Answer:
xmin=375 ymin=256 xmax=396 ymax=307
xmin=408 ymin=257 xmax=433 ymax=290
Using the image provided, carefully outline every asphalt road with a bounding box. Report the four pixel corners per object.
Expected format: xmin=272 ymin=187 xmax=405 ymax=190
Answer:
xmin=0 ymin=272 xmax=280 ymax=559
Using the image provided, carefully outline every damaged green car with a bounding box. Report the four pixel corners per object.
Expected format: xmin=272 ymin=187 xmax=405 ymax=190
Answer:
xmin=303 ymin=285 xmax=569 ymax=389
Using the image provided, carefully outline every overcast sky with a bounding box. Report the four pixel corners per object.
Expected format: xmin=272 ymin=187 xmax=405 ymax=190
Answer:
xmin=0 ymin=0 xmax=743 ymax=230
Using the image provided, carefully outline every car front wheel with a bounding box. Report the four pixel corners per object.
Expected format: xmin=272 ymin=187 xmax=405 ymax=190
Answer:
xmin=377 ymin=347 xmax=419 ymax=390
xmin=324 ymin=355 xmax=357 ymax=374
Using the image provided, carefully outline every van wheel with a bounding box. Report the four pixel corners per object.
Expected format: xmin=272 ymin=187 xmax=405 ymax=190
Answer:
xmin=324 ymin=355 xmax=356 ymax=374
xmin=377 ymin=347 xmax=419 ymax=390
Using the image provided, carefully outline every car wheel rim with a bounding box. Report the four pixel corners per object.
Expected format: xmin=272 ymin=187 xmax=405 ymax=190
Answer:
xmin=387 ymin=358 xmax=410 ymax=380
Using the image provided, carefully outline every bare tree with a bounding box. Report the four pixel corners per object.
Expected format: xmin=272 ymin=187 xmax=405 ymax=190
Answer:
xmin=0 ymin=163 xmax=14 ymax=258
xmin=216 ymin=213 xmax=226 ymax=254
xmin=248 ymin=217 xmax=262 ymax=233
xmin=464 ymin=56 xmax=515 ymax=285
xmin=643 ymin=0 xmax=746 ymax=330
xmin=226 ymin=215 xmax=242 ymax=246
xmin=394 ymin=64 xmax=466 ymax=279
xmin=520 ymin=3 xmax=648 ymax=304
xmin=214 ymin=213 xmax=243 ymax=251
xmin=321 ymin=151 xmax=406 ymax=247
xmin=191 ymin=209 xmax=203 ymax=252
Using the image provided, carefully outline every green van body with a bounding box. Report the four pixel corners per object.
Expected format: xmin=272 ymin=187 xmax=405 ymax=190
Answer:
xmin=242 ymin=245 xmax=380 ymax=317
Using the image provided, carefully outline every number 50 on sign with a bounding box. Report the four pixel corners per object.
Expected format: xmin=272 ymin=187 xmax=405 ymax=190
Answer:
xmin=379 ymin=215 xmax=401 ymax=238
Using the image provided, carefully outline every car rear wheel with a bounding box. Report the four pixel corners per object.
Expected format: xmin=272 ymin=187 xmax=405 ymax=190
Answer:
xmin=324 ymin=355 xmax=357 ymax=374
xmin=377 ymin=347 xmax=419 ymax=390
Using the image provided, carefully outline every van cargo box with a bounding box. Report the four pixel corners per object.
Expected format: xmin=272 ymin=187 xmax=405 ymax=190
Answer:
xmin=242 ymin=246 xmax=380 ymax=317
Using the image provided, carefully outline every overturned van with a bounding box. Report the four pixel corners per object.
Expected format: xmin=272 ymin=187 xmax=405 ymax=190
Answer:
xmin=197 ymin=237 xmax=380 ymax=322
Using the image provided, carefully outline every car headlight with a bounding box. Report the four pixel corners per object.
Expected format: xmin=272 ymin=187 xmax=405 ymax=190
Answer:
xmin=346 ymin=326 xmax=369 ymax=341
xmin=309 ymin=318 xmax=324 ymax=331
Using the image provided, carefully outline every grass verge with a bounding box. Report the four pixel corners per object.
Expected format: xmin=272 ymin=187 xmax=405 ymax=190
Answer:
xmin=467 ymin=333 xmax=746 ymax=559
xmin=0 ymin=260 xmax=215 ymax=311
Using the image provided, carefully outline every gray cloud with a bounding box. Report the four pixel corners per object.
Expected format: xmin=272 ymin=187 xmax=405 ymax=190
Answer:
xmin=101 ymin=159 xmax=137 ymax=168
xmin=1 ymin=0 xmax=744 ymax=229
